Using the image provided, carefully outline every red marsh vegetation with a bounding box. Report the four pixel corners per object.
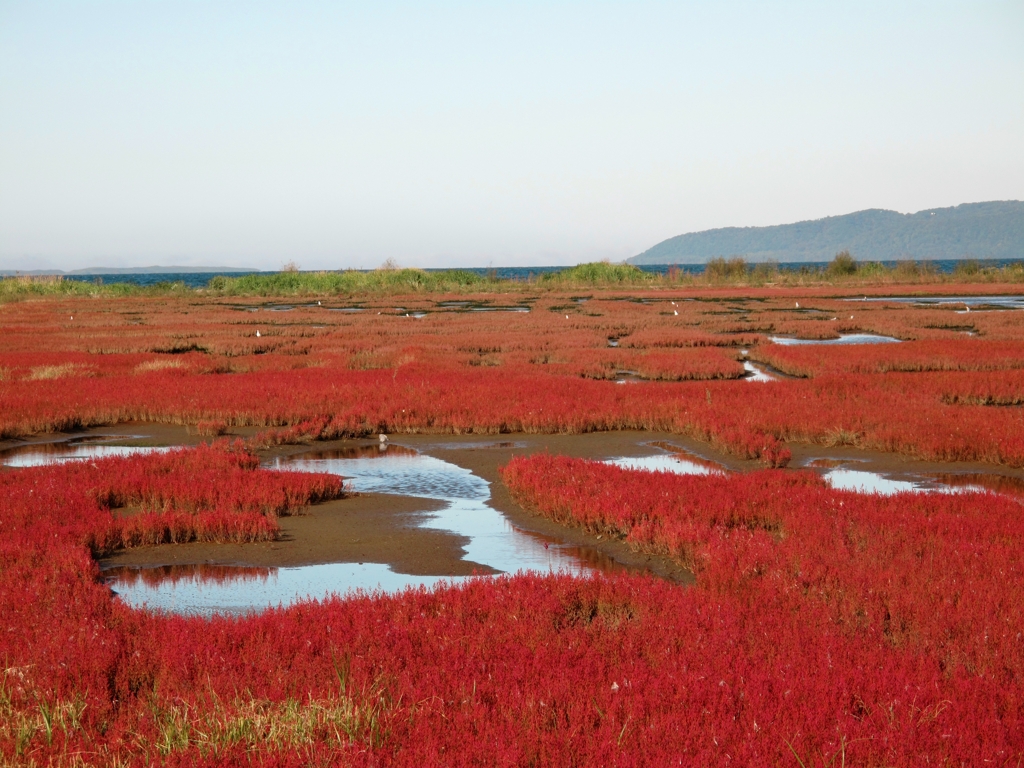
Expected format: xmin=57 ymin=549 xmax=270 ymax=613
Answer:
xmin=1 ymin=285 xmax=1024 ymax=466
xmin=2 ymin=281 xmax=1024 ymax=764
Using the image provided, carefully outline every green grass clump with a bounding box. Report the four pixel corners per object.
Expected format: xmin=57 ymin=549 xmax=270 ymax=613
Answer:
xmin=539 ymin=261 xmax=652 ymax=286
xmin=0 ymin=275 xmax=192 ymax=302
xmin=208 ymin=268 xmax=490 ymax=296
xmin=5 ymin=257 xmax=1023 ymax=303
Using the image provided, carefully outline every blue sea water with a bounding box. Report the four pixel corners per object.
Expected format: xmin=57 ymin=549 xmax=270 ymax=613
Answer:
xmin=51 ymin=258 xmax=1023 ymax=289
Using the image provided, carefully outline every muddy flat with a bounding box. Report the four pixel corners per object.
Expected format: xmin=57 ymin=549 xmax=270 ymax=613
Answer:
xmin=99 ymin=492 xmax=499 ymax=576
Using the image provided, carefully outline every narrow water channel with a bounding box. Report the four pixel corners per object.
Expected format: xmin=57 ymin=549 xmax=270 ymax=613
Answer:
xmin=267 ymin=446 xmax=594 ymax=577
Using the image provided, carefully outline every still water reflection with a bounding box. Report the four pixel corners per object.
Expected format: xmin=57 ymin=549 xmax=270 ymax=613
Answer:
xmin=605 ymin=453 xmax=724 ymax=476
xmin=106 ymin=562 xmax=453 ymax=616
xmin=1 ymin=439 xmax=170 ymax=467
xmin=769 ymin=334 xmax=901 ymax=346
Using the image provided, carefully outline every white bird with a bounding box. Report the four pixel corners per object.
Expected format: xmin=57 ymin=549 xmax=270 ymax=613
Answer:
xmin=256 ymin=330 xmax=261 ymax=337
xmin=795 ymin=302 xmax=800 ymax=308
xmin=965 ymin=305 xmax=971 ymax=313
xmin=317 ymin=300 xmax=321 ymax=306
xmin=70 ymin=316 xmax=73 ymax=320
xmin=379 ymin=434 xmax=388 ymax=444
xmin=849 ymin=315 xmax=854 ymax=320
xmin=565 ymin=315 xmax=569 ymax=319
xmin=674 ymin=310 xmax=678 ymax=316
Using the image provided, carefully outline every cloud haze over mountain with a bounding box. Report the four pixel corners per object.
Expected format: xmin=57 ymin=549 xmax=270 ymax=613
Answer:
xmin=1 ymin=2 xmax=1022 ymax=271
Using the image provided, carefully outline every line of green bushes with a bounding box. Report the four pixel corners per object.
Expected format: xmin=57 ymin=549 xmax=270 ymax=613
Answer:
xmin=2 ymin=255 xmax=1022 ymax=301
xmin=205 ymin=267 xmax=492 ymax=297
xmin=0 ymin=275 xmax=194 ymax=301
xmin=699 ymin=252 xmax=1024 ymax=286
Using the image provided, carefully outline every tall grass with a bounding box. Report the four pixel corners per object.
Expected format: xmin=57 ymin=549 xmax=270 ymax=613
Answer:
xmin=206 ymin=268 xmax=491 ymax=296
xmin=0 ymin=275 xmax=188 ymax=301
xmin=537 ymin=261 xmax=652 ymax=286
xmin=204 ymin=259 xmax=1024 ymax=294
xmin=4 ymin=258 xmax=1024 ymax=303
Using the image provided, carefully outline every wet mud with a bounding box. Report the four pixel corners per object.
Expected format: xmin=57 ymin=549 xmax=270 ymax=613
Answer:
xmin=98 ymin=493 xmax=495 ymax=576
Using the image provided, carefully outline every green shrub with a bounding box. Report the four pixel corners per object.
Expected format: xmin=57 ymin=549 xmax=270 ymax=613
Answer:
xmin=704 ymin=257 xmax=748 ymax=281
xmin=953 ymin=259 xmax=980 ymax=277
xmin=827 ymin=250 xmax=858 ymax=277
xmin=541 ymin=262 xmax=650 ymax=285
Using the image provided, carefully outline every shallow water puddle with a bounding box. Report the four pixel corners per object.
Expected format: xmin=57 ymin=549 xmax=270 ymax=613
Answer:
xmin=606 ymin=454 xmax=724 ymax=475
xmin=106 ymin=562 xmax=453 ymax=616
xmin=0 ymin=439 xmax=171 ymax=467
xmin=109 ymin=444 xmax=597 ymax=614
xmin=603 ymin=448 xmax=1011 ymax=498
xmin=822 ymin=469 xmax=935 ymax=495
xmin=613 ymin=369 xmax=644 ymax=384
xmin=821 ymin=468 xmax=993 ymax=496
xmin=853 ymin=295 xmax=1024 ymax=310
xmin=743 ymin=361 xmax=776 ymax=382
xmin=769 ymin=333 xmax=901 ymax=346
xmin=605 ymin=443 xmax=726 ymax=476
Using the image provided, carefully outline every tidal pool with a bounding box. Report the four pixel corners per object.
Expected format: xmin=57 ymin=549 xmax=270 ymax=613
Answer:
xmin=821 ymin=469 xmax=939 ymax=495
xmin=769 ymin=334 xmax=901 ymax=346
xmin=820 ymin=468 xmax=1012 ymax=496
xmin=743 ymin=361 xmax=776 ymax=382
xmin=605 ymin=443 xmax=726 ymax=476
xmin=605 ymin=455 xmax=722 ymax=475
xmin=0 ymin=439 xmax=171 ymax=467
xmin=106 ymin=562 xmax=454 ymax=616
xmin=853 ymin=295 xmax=1024 ymax=310
xmin=602 ymin=447 xmax=1006 ymax=498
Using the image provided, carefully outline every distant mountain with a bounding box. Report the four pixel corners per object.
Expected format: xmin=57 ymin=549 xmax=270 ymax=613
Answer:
xmin=1 ymin=265 xmax=259 ymax=276
xmin=629 ymin=201 xmax=1024 ymax=264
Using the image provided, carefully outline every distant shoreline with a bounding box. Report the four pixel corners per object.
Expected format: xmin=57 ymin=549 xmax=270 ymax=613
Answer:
xmin=3 ymin=258 xmax=1023 ymax=291
xmin=0 ymin=266 xmax=259 ymax=276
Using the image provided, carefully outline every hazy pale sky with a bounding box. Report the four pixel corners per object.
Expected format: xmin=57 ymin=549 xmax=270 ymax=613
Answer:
xmin=1 ymin=1 xmax=1022 ymax=271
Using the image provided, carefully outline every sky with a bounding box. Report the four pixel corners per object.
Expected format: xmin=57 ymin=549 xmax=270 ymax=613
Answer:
xmin=1 ymin=1 xmax=1022 ymax=272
